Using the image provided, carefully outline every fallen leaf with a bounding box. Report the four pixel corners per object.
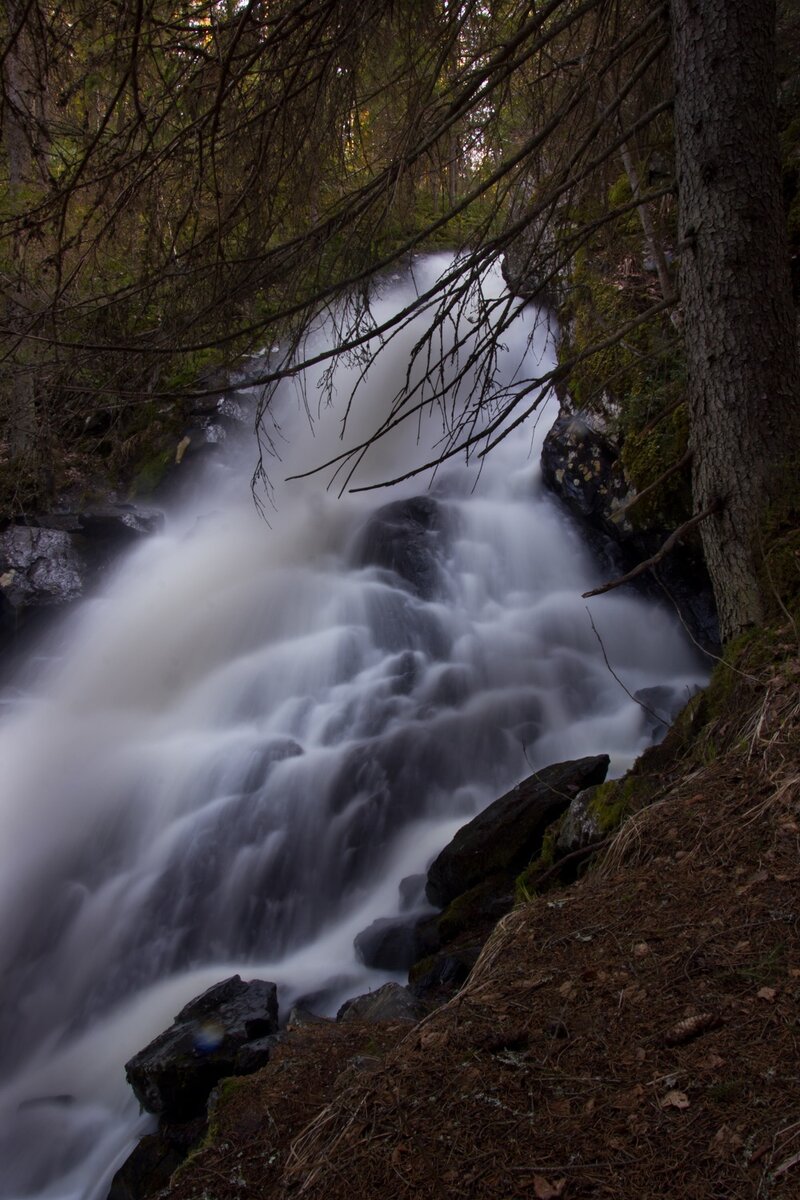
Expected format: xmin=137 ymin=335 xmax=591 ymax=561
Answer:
xmin=757 ymin=986 xmax=777 ymax=1001
xmin=175 ymin=435 xmax=192 ymax=464
xmin=533 ymin=1176 xmax=566 ymax=1198
xmin=633 ymin=942 xmax=651 ymax=959
xmin=660 ymin=1090 xmax=690 ymax=1110
xmin=710 ymin=1124 xmax=744 ymax=1158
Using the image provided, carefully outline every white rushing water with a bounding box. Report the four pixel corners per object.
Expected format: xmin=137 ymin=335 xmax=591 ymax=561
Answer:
xmin=0 ymin=257 xmax=705 ymax=1199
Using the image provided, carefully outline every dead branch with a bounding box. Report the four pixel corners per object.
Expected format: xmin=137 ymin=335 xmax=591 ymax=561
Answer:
xmin=582 ymin=501 xmax=722 ymax=598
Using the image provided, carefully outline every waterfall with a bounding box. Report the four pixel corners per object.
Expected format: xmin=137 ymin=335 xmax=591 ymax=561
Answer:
xmin=0 ymin=256 xmax=705 ymax=1200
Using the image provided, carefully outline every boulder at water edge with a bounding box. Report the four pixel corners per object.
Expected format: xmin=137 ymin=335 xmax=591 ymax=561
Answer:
xmin=337 ymin=982 xmax=425 ymax=1024
xmin=125 ymin=976 xmax=279 ymax=1121
xmin=425 ymin=755 xmax=611 ymax=908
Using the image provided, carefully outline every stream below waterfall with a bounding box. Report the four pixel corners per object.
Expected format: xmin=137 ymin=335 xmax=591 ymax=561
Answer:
xmin=0 ymin=257 xmax=706 ymax=1200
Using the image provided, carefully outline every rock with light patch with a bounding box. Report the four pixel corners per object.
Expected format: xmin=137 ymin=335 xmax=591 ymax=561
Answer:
xmin=125 ymin=975 xmax=279 ymax=1121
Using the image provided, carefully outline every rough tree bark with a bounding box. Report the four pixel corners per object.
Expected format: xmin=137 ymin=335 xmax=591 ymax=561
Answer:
xmin=670 ymin=0 xmax=800 ymax=641
xmin=2 ymin=0 xmax=41 ymax=463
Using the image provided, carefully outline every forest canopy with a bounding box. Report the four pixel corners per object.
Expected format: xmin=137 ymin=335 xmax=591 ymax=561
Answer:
xmin=2 ymin=0 xmax=799 ymax=640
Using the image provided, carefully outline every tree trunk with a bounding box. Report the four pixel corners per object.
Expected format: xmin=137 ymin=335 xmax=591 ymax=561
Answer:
xmin=2 ymin=0 xmax=40 ymax=463
xmin=670 ymin=0 xmax=800 ymax=641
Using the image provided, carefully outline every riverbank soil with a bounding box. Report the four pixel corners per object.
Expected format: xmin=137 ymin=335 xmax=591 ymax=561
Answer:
xmin=165 ymin=626 xmax=800 ymax=1200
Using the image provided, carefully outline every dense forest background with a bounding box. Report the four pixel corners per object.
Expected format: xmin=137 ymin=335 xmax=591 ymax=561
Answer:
xmin=2 ymin=0 xmax=799 ymax=641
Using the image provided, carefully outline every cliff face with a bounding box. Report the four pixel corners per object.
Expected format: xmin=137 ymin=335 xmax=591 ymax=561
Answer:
xmin=150 ymin=627 xmax=800 ymax=1200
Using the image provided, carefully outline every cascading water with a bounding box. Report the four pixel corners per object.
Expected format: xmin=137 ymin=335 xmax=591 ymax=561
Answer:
xmin=0 ymin=257 xmax=705 ymax=1200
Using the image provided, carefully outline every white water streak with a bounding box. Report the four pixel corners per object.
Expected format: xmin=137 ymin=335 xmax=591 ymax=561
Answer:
xmin=0 ymin=257 xmax=704 ymax=1198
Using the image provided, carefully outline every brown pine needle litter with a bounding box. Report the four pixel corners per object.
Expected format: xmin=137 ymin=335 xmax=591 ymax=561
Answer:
xmin=165 ymin=643 xmax=800 ymax=1200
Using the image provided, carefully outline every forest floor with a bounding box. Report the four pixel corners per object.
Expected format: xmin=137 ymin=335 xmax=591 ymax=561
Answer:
xmin=164 ymin=626 xmax=800 ymax=1200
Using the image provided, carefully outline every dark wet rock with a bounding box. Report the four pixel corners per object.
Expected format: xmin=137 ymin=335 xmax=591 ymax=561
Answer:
xmin=107 ymin=1119 xmax=204 ymax=1200
xmin=337 ymin=982 xmax=425 ymax=1024
xmin=76 ymin=504 xmax=164 ymax=544
xmin=354 ymin=916 xmax=428 ymax=972
xmin=232 ymin=1034 xmax=281 ymax=1075
xmin=240 ymin=738 xmax=304 ymax=792
xmin=398 ymin=874 xmax=427 ymax=911
xmin=434 ymin=876 xmax=515 ymax=945
xmin=125 ymin=976 xmax=279 ymax=1121
xmin=425 ymin=755 xmax=610 ymax=908
xmin=352 ymin=496 xmax=448 ymax=599
xmin=541 ymin=400 xmax=719 ymax=654
xmin=107 ymin=1133 xmax=183 ymax=1200
xmin=408 ymin=946 xmax=481 ymax=1006
xmin=286 ymin=1006 xmax=332 ymax=1028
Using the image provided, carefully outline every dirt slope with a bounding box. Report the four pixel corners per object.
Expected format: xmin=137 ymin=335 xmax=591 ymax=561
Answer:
xmin=165 ymin=636 xmax=800 ymax=1200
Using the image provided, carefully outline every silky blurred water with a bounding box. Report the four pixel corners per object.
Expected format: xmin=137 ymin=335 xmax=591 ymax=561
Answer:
xmin=0 ymin=257 xmax=705 ymax=1199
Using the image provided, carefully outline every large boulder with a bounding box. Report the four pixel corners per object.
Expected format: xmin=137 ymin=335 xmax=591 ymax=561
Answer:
xmin=354 ymin=916 xmax=427 ymax=972
xmin=124 ymin=976 xmax=279 ymax=1121
xmin=425 ymin=755 xmax=610 ymax=908
xmin=351 ymin=496 xmax=447 ymax=599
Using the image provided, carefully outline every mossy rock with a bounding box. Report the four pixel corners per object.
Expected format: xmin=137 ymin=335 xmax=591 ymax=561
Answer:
xmin=436 ymin=875 xmax=515 ymax=945
xmin=129 ymin=445 xmax=174 ymax=498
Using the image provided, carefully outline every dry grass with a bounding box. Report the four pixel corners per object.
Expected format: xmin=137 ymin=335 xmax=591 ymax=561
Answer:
xmin=165 ymin=644 xmax=800 ymax=1200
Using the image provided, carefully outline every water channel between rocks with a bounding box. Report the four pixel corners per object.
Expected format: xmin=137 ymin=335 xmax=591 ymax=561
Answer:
xmin=0 ymin=257 xmax=706 ymax=1200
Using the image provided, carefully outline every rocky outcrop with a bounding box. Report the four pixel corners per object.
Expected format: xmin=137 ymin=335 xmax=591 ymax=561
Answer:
xmin=125 ymin=976 xmax=279 ymax=1122
xmin=377 ymin=755 xmax=613 ymax=1009
xmin=337 ymin=982 xmax=425 ymax=1024
xmin=541 ymin=396 xmax=719 ymax=654
xmin=0 ymin=504 xmax=164 ymax=648
xmin=425 ymin=755 xmax=610 ymax=908
xmin=554 ymin=785 xmax=606 ymax=858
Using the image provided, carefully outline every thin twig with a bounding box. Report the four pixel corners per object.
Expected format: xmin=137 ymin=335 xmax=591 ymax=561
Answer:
xmin=584 ymin=606 xmax=668 ymax=727
xmin=582 ymin=500 xmax=722 ymax=598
